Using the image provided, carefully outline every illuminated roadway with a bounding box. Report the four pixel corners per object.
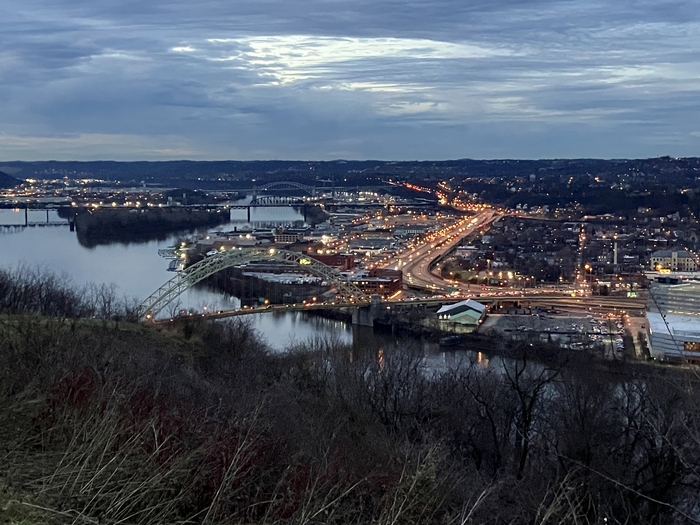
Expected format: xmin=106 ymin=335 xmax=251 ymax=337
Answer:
xmin=154 ymin=293 xmax=647 ymax=325
xmin=372 ymin=207 xmax=647 ymax=314
xmin=151 ymin=201 xmax=648 ymax=323
xmin=390 ymin=210 xmax=499 ymax=293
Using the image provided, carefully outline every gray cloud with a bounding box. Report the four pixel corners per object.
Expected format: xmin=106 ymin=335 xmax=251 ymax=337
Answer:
xmin=0 ymin=0 xmax=699 ymax=159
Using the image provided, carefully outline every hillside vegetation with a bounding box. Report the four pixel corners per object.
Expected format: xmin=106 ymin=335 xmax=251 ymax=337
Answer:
xmin=1 ymin=267 xmax=700 ymax=524
xmin=0 ymin=170 xmax=20 ymax=188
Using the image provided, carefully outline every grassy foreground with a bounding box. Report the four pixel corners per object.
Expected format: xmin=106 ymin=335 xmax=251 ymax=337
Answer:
xmin=1 ymin=309 xmax=700 ymax=524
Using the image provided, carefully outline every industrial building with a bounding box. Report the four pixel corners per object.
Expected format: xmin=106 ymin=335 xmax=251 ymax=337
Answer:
xmin=351 ymin=269 xmax=402 ymax=298
xmin=646 ymin=279 xmax=700 ymax=363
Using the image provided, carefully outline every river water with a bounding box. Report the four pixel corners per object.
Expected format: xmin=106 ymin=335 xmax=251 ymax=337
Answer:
xmin=0 ymin=207 xmax=494 ymax=371
xmin=0 ymin=207 xmax=359 ymax=351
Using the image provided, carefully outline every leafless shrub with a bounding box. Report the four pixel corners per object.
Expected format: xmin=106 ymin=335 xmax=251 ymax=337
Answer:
xmin=2 ymin=268 xmax=700 ymax=524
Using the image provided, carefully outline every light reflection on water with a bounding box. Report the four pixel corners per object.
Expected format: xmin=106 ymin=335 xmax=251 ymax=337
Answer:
xmin=0 ymin=208 xmax=505 ymax=364
xmin=247 ymin=311 xmax=353 ymax=351
xmin=0 ymin=207 xmax=351 ymax=350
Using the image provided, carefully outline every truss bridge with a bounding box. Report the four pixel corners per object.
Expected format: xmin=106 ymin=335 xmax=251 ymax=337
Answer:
xmin=249 ymin=195 xmax=305 ymax=206
xmin=254 ymin=181 xmax=316 ymax=196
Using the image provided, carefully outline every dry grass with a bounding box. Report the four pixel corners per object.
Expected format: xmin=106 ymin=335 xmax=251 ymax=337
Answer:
xmin=1 ymin=309 xmax=700 ymax=524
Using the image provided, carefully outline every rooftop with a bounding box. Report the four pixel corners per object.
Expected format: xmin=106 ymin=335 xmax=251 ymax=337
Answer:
xmin=647 ymin=310 xmax=700 ymax=341
xmin=437 ymin=299 xmax=486 ymax=314
xmin=651 ymin=249 xmax=694 ymax=258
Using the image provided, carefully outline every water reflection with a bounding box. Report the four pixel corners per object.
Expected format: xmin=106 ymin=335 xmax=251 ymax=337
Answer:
xmin=0 ymin=207 xmax=504 ymax=367
xmin=0 ymin=208 xmax=67 ymax=227
xmin=248 ymin=311 xmax=353 ymax=351
xmin=0 ymin=207 xmax=358 ymax=351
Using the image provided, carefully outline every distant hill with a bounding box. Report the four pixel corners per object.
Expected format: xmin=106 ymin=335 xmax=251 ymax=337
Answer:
xmin=0 ymin=170 xmax=20 ymax=188
xmin=0 ymin=157 xmax=699 ymax=189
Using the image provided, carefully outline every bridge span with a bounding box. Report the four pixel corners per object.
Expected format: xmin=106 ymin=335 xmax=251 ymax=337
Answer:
xmin=137 ymin=247 xmax=369 ymax=321
xmin=154 ymin=292 xmax=647 ymax=327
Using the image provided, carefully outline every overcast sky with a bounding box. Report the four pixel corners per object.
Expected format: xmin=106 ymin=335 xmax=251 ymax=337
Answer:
xmin=1 ymin=0 xmax=699 ymax=161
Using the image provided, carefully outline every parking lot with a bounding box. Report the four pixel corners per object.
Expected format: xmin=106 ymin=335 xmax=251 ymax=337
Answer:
xmin=481 ymin=312 xmax=629 ymax=356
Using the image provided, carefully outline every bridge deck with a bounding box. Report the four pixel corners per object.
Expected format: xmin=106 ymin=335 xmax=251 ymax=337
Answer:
xmin=152 ymin=293 xmax=647 ymax=324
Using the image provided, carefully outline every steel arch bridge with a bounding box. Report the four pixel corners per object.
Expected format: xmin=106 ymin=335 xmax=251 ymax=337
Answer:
xmin=256 ymin=181 xmax=316 ymax=195
xmin=137 ymin=247 xmax=368 ymax=320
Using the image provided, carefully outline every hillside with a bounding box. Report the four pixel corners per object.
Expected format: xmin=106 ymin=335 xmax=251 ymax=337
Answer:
xmin=1 ymin=267 xmax=700 ymax=524
xmin=1 ymin=157 xmax=699 ymax=189
xmin=0 ymin=170 xmax=20 ymax=188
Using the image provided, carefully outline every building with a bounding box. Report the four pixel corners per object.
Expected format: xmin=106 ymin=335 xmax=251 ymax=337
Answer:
xmin=274 ymin=228 xmax=310 ymax=244
xmin=308 ymin=253 xmax=355 ymax=271
xmin=394 ymin=224 xmax=431 ymax=238
xmin=647 ymin=280 xmax=700 ymax=363
xmin=351 ymin=269 xmax=402 ymax=297
xmin=198 ymin=233 xmax=259 ymax=252
xmin=347 ymin=238 xmax=395 ymax=255
xmin=650 ymin=249 xmax=698 ymax=272
xmin=436 ymin=299 xmax=486 ymax=328
xmin=275 ymin=233 xmax=303 ymax=244
xmin=287 ymin=242 xmax=324 ymax=254
xmin=456 ymin=246 xmax=478 ymax=259
xmin=360 ymin=229 xmax=393 ymax=238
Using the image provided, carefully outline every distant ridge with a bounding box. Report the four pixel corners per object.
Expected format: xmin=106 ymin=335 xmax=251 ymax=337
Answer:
xmin=0 ymin=157 xmax=698 ymax=190
xmin=0 ymin=170 xmax=20 ymax=189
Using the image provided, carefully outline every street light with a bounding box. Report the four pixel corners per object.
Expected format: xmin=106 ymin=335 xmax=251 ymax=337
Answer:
xmin=584 ymin=263 xmax=593 ymax=291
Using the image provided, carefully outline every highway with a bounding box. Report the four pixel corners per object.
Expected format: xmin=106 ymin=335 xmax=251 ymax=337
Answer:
xmin=154 ymin=293 xmax=647 ymax=324
xmin=385 ymin=210 xmax=498 ymax=292
xmin=373 ymin=206 xmax=647 ymax=315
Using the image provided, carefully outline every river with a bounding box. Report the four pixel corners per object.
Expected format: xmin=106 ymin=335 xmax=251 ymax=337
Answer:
xmin=0 ymin=207 xmax=496 ymax=370
xmin=0 ymin=206 xmax=358 ymax=350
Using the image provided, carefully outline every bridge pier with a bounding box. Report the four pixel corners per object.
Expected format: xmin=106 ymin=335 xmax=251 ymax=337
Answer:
xmin=351 ymin=294 xmax=382 ymax=327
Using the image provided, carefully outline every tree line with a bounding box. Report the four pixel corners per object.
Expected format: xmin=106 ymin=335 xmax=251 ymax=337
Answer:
xmin=0 ymin=264 xmax=137 ymax=320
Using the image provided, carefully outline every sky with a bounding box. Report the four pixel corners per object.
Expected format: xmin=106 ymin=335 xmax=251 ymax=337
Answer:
xmin=1 ymin=0 xmax=699 ymax=161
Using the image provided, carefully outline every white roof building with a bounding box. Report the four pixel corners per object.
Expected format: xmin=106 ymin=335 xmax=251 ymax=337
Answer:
xmin=437 ymin=299 xmax=487 ymax=326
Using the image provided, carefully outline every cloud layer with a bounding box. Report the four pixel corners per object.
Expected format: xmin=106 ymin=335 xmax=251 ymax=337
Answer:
xmin=1 ymin=0 xmax=699 ymax=160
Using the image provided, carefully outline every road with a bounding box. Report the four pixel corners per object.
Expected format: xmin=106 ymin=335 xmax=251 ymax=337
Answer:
xmin=374 ymin=207 xmax=648 ymax=315
xmin=383 ymin=210 xmax=498 ymax=292
xmin=624 ymin=315 xmax=649 ymax=357
xmin=155 ymin=293 xmax=647 ymax=324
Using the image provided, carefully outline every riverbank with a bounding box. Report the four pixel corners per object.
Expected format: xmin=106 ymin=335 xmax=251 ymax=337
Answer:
xmin=69 ymin=207 xmax=231 ymax=247
xmin=295 ymin=203 xmax=329 ymax=225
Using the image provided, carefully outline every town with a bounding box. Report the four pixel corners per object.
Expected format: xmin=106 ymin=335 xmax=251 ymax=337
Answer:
xmin=4 ymin=1 xmax=700 ymax=521
xmin=1 ymin=157 xmax=699 ymax=365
